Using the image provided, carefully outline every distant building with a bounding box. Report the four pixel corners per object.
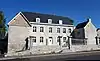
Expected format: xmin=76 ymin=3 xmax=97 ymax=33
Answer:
xmin=71 ymin=18 xmax=97 ymax=45
xmin=96 ymin=28 xmax=100 ymax=45
xmin=8 ymin=12 xmax=74 ymax=53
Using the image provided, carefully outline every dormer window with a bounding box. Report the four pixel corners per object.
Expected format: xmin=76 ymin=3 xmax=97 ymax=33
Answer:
xmin=36 ymin=18 xmax=40 ymax=23
xmin=48 ymin=19 xmax=52 ymax=24
xmin=59 ymin=20 xmax=62 ymax=24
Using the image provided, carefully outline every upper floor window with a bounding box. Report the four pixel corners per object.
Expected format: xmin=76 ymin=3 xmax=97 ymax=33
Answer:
xmin=40 ymin=27 xmax=44 ymax=32
xmin=33 ymin=26 xmax=36 ymax=32
xmin=49 ymin=27 xmax=52 ymax=33
xmin=36 ymin=18 xmax=40 ymax=23
xmin=59 ymin=20 xmax=62 ymax=24
xmin=68 ymin=28 xmax=71 ymax=33
xmin=40 ymin=37 xmax=43 ymax=43
xmin=48 ymin=19 xmax=52 ymax=24
xmin=57 ymin=28 xmax=60 ymax=33
xmin=63 ymin=28 xmax=66 ymax=33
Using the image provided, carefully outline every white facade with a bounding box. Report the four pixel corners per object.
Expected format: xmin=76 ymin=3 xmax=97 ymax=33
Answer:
xmin=84 ymin=19 xmax=97 ymax=45
xmin=29 ymin=22 xmax=74 ymax=46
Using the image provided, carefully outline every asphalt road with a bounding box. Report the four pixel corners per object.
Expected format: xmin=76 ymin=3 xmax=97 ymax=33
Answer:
xmin=1 ymin=51 xmax=100 ymax=61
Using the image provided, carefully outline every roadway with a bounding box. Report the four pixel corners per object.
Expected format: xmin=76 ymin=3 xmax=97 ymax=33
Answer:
xmin=1 ymin=51 xmax=100 ymax=61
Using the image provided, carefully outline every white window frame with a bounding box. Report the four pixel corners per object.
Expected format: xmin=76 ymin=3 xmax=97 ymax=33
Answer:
xmin=36 ymin=18 xmax=40 ymax=23
xmin=33 ymin=26 xmax=36 ymax=32
xmin=49 ymin=27 xmax=52 ymax=33
xmin=63 ymin=28 xmax=66 ymax=33
xmin=59 ymin=20 xmax=62 ymax=24
xmin=63 ymin=37 xmax=66 ymax=42
xmin=40 ymin=37 xmax=43 ymax=43
xmin=48 ymin=19 xmax=52 ymax=24
xmin=40 ymin=27 xmax=44 ymax=32
xmin=57 ymin=28 xmax=60 ymax=33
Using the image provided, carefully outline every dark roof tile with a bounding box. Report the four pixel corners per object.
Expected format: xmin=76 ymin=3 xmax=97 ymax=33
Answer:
xmin=21 ymin=12 xmax=73 ymax=25
xmin=76 ymin=20 xmax=89 ymax=29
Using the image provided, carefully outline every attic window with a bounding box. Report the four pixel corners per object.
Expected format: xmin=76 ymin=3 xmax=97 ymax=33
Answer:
xmin=36 ymin=18 xmax=40 ymax=23
xmin=59 ymin=20 xmax=62 ymax=24
xmin=48 ymin=19 xmax=52 ymax=24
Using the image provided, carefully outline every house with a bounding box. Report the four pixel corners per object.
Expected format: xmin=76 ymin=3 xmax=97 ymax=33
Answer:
xmin=96 ymin=28 xmax=100 ymax=45
xmin=71 ymin=18 xmax=97 ymax=45
xmin=8 ymin=12 xmax=74 ymax=54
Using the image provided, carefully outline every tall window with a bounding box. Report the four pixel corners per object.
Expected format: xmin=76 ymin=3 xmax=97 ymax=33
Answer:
xmin=40 ymin=37 xmax=43 ymax=43
xmin=57 ymin=28 xmax=60 ymax=33
xmin=49 ymin=27 xmax=52 ymax=33
xmin=63 ymin=28 xmax=66 ymax=33
xmin=68 ymin=28 xmax=71 ymax=33
xmin=33 ymin=26 xmax=36 ymax=32
xmin=30 ymin=36 xmax=36 ymax=43
xmin=40 ymin=27 xmax=44 ymax=32
xmin=63 ymin=37 xmax=66 ymax=42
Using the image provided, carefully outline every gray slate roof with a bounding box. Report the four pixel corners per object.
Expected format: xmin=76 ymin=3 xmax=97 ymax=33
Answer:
xmin=76 ymin=20 xmax=89 ymax=29
xmin=21 ymin=12 xmax=73 ymax=25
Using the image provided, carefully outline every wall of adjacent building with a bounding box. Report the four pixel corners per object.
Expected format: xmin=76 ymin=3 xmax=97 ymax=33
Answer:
xmin=84 ymin=20 xmax=97 ymax=45
xmin=8 ymin=26 xmax=30 ymax=53
xmin=8 ymin=12 xmax=30 ymax=54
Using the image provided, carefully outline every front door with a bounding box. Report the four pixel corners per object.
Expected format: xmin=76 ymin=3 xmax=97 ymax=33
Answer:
xmin=48 ymin=37 xmax=53 ymax=45
xmin=57 ymin=36 xmax=62 ymax=45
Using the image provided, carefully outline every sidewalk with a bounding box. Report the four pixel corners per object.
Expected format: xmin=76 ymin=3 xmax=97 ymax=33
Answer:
xmin=0 ymin=49 xmax=100 ymax=60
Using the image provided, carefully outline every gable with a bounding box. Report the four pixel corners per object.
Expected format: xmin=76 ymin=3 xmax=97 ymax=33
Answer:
xmin=84 ymin=20 xmax=97 ymax=38
xmin=8 ymin=12 xmax=30 ymax=27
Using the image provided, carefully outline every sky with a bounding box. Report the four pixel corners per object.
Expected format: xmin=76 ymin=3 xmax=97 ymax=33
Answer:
xmin=0 ymin=0 xmax=100 ymax=27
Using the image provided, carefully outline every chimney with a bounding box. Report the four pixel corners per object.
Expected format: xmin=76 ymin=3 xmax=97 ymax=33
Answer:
xmin=87 ymin=17 xmax=91 ymax=22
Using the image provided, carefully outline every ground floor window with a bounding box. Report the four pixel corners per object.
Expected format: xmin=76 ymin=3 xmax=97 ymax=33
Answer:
xmin=63 ymin=37 xmax=66 ymax=42
xmin=30 ymin=36 xmax=36 ymax=43
xmin=40 ymin=37 xmax=43 ymax=43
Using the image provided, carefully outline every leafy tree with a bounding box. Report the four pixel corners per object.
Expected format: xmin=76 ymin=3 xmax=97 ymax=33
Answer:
xmin=0 ymin=11 xmax=6 ymax=39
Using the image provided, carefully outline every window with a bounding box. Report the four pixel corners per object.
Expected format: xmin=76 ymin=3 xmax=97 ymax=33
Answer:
xmin=68 ymin=28 xmax=71 ymax=33
xmin=40 ymin=37 xmax=43 ymax=43
xmin=57 ymin=37 xmax=59 ymax=42
xmin=49 ymin=27 xmax=52 ymax=33
xmin=30 ymin=36 xmax=36 ymax=43
xmin=63 ymin=37 xmax=66 ymax=42
xmin=48 ymin=19 xmax=52 ymax=24
xmin=59 ymin=20 xmax=62 ymax=24
xmin=63 ymin=28 xmax=66 ymax=33
xmin=33 ymin=26 xmax=36 ymax=32
xmin=57 ymin=28 xmax=60 ymax=33
xmin=40 ymin=27 xmax=44 ymax=32
xmin=36 ymin=18 xmax=40 ymax=23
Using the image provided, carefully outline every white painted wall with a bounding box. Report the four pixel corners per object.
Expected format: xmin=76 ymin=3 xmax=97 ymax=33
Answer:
xmin=29 ymin=23 xmax=74 ymax=46
xmin=84 ymin=20 xmax=97 ymax=45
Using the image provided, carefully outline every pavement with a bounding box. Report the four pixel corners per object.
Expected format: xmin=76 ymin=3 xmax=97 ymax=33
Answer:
xmin=1 ymin=49 xmax=100 ymax=60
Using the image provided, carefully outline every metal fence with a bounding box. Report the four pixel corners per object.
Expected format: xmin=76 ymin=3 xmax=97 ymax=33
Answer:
xmin=71 ymin=38 xmax=87 ymax=45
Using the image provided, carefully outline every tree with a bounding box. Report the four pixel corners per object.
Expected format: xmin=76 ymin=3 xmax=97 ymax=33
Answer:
xmin=0 ymin=11 xmax=6 ymax=39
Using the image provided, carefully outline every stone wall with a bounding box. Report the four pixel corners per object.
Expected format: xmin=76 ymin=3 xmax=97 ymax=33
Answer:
xmin=8 ymin=26 xmax=29 ymax=55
